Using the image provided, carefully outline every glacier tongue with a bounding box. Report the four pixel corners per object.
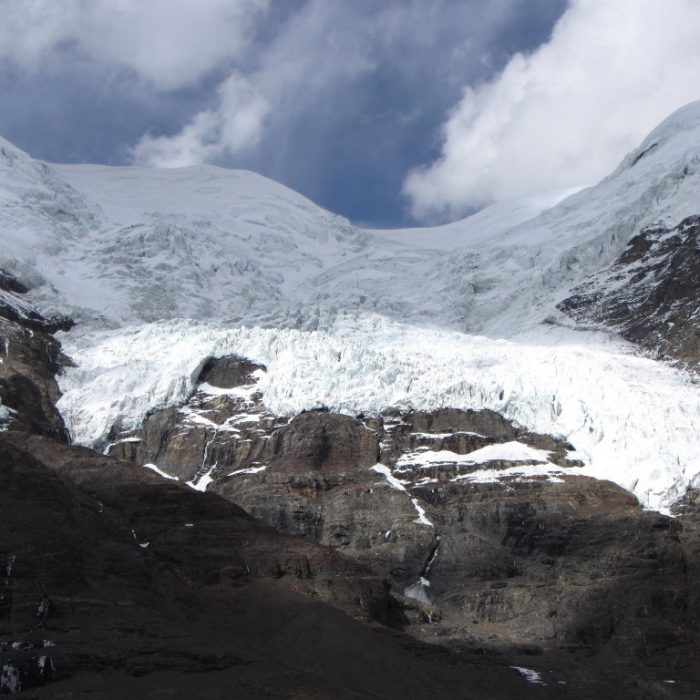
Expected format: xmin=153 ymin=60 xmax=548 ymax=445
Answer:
xmin=57 ymin=314 xmax=700 ymax=513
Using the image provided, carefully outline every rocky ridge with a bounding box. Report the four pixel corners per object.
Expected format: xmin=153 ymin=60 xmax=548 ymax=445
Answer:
xmin=559 ymin=216 xmax=700 ymax=367
xmin=108 ymin=353 xmax=700 ymax=677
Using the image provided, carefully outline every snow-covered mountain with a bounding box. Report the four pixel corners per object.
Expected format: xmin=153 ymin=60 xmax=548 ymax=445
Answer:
xmin=1 ymin=102 xmax=700 ymax=512
xmin=3 ymin=101 xmax=700 ymax=334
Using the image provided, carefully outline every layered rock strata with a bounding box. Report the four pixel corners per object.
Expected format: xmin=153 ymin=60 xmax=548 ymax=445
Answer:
xmin=108 ymin=354 xmax=700 ymax=674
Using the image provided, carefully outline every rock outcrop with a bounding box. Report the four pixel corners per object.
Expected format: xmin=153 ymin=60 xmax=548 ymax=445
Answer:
xmin=0 ymin=271 xmax=71 ymax=440
xmin=2 ymin=432 xmax=544 ymax=699
xmin=108 ymin=354 xmax=700 ymax=680
xmin=559 ymin=216 xmax=700 ymax=367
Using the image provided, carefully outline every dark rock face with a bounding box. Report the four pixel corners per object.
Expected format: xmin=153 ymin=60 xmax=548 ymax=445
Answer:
xmin=270 ymin=411 xmax=379 ymax=472
xmin=4 ymin=432 xmax=699 ymax=699
xmin=108 ymin=356 xmax=288 ymax=482
xmin=672 ymin=486 xmax=700 ymax=522
xmin=0 ymin=271 xmax=28 ymax=295
xmin=2 ymin=432 xmax=392 ymax=621
xmin=0 ymin=271 xmax=71 ymax=440
xmin=197 ymin=355 xmax=261 ymax=388
xmin=421 ymin=479 xmax=695 ymax=662
xmin=558 ymin=216 xmax=700 ymax=366
xmin=0 ymin=270 xmax=73 ymax=335
xmin=1 ymin=432 xmax=532 ymax=699
xmin=0 ymin=432 xmax=411 ymax=696
xmin=110 ymin=355 xmax=700 ymax=679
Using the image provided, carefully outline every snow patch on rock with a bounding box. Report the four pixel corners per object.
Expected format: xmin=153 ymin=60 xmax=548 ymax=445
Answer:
xmin=143 ymin=462 xmax=179 ymax=481
xmin=511 ymin=666 xmax=545 ymax=686
xmin=397 ymin=441 xmax=553 ymax=469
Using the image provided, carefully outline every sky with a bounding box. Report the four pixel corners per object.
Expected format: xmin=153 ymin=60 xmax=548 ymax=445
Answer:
xmin=1 ymin=0 xmax=699 ymax=227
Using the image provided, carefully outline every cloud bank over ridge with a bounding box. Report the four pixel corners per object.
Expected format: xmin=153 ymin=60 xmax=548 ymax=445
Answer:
xmin=404 ymin=0 xmax=700 ymax=221
xmin=3 ymin=1 xmax=699 ymax=225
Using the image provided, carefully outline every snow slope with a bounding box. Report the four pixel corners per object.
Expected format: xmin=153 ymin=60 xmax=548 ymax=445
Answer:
xmin=2 ymin=102 xmax=700 ymax=511
xmin=0 ymin=142 xmax=598 ymax=330
xmin=3 ymin=102 xmax=700 ymax=333
xmin=365 ymin=186 xmax=583 ymax=250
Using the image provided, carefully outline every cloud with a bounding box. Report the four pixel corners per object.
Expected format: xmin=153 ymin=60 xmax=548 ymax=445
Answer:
xmin=404 ymin=0 xmax=700 ymax=221
xmin=127 ymin=0 xmax=537 ymax=170
xmin=130 ymin=0 xmax=380 ymax=168
xmin=0 ymin=0 xmax=568 ymax=223
xmin=131 ymin=74 xmax=270 ymax=166
xmin=0 ymin=0 xmax=269 ymax=89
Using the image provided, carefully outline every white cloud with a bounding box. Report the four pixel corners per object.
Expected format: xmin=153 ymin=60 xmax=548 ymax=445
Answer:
xmin=127 ymin=0 xmax=522 ymax=170
xmin=130 ymin=111 xmax=222 ymax=169
xmin=131 ymin=74 xmax=270 ymax=167
xmin=129 ymin=0 xmax=379 ymax=168
xmin=404 ymin=0 xmax=700 ymax=221
xmin=0 ymin=0 xmax=269 ymax=89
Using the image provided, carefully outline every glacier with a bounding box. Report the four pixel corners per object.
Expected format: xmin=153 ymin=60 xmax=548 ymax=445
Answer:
xmin=3 ymin=102 xmax=700 ymax=512
xmin=57 ymin=314 xmax=700 ymax=513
